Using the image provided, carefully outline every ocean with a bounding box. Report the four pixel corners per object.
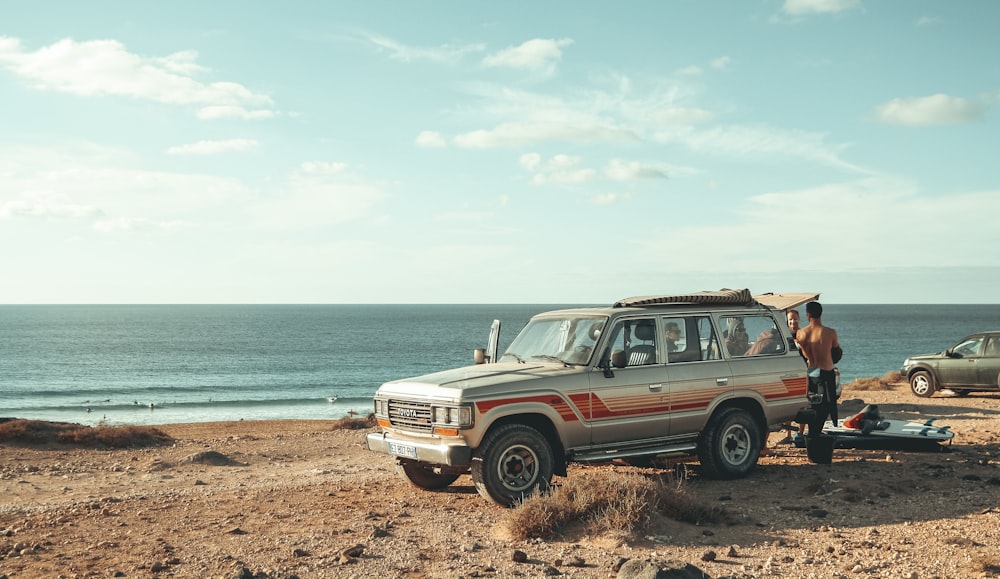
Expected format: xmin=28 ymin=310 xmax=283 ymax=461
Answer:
xmin=2 ymin=304 xmax=999 ymax=426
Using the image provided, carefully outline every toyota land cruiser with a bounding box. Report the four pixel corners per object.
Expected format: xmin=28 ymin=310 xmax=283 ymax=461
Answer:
xmin=367 ymin=289 xmax=811 ymax=506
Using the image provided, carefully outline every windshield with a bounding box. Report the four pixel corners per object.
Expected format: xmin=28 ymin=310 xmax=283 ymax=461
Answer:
xmin=501 ymin=315 xmax=607 ymax=366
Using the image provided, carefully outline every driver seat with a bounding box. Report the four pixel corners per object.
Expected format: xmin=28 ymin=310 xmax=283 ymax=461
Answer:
xmin=628 ymin=323 xmax=657 ymax=366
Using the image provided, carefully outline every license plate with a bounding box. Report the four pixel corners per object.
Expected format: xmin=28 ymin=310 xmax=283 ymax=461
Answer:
xmin=388 ymin=441 xmax=417 ymax=459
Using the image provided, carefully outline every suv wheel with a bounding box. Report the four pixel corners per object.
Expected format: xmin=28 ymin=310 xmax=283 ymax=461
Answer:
xmin=698 ymin=408 xmax=761 ymax=479
xmin=471 ymin=424 xmax=553 ymax=507
xmin=909 ymin=371 xmax=935 ymax=397
xmin=395 ymin=460 xmax=461 ymax=490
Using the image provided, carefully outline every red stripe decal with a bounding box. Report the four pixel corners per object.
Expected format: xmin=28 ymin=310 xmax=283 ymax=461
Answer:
xmin=475 ymin=395 xmax=579 ymax=422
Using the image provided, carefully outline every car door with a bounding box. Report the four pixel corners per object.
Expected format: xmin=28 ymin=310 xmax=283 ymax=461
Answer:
xmin=939 ymin=336 xmax=984 ymax=387
xmin=976 ymin=335 xmax=1000 ymax=390
xmin=588 ymin=317 xmax=670 ymax=445
xmin=664 ymin=315 xmax=733 ymax=436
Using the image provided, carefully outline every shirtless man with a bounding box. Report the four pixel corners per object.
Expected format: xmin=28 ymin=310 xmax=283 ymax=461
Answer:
xmin=795 ymin=301 xmax=840 ymax=437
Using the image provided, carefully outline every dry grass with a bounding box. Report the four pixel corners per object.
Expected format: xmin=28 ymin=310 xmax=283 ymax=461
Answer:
xmin=0 ymin=419 xmax=173 ymax=448
xmin=845 ymin=371 xmax=901 ymax=392
xmin=330 ymin=413 xmax=376 ymax=430
xmin=499 ymin=469 xmax=734 ymax=541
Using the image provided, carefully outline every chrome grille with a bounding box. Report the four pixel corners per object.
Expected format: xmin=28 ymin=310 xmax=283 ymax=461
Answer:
xmin=388 ymin=400 xmax=433 ymax=432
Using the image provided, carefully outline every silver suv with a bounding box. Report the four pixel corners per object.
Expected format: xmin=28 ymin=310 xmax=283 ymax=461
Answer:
xmin=367 ymin=289 xmax=810 ymax=506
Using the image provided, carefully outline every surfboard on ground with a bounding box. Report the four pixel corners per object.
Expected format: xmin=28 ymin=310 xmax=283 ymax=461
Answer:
xmin=824 ymin=418 xmax=954 ymax=441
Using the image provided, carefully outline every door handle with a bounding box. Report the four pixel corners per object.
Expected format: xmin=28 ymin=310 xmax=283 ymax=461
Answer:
xmin=716 ymin=378 xmax=729 ymax=385
xmin=648 ymin=383 xmax=662 ymax=391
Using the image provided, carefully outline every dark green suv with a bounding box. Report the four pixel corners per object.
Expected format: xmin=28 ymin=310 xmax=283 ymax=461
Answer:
xmin=902 ymin=331 xmax=1000 ymax=397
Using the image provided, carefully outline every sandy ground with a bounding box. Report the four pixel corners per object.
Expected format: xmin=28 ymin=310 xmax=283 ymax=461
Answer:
xmin=1 ymin=383 xmax=999 ymax=579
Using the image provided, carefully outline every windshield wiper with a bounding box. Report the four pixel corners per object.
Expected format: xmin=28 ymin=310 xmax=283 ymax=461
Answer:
xmin=503 ymin=352 xmax=525 ymax=363
xmin=530 ymin=355 xmax=571 ymax=366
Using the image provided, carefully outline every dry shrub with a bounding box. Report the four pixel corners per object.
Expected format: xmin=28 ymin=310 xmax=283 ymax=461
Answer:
xmin=500 ymin=470 xmax=733 ymax=541
xmin=59 ymin=424 xmax=173 ymax=448
xmin=0 ymin=419 xmax=172 ymax=448
xmin=330 ymin=413 xmax=376 ymax=430
xmin=882 ymin=370 xmax=902 ymax=383
xmin=963 ymin=554 xmax=1000 ymax=576
xmin=846 ymin=376 xmax=893 ymax=391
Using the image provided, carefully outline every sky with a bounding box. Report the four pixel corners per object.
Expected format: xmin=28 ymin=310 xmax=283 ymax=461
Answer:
xmin=1 ymin=1 xmax=998 ymax=304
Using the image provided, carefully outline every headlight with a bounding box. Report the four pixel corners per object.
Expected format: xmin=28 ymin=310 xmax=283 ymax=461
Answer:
xmin=373 ymin=398 xmax=388 ymax=417
xmin=432 ymin=404 xmax=473 ymax=427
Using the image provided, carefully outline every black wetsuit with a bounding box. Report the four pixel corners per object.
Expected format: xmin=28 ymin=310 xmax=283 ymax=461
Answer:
xmin=808 ymin=369 xmax=838 ymax=436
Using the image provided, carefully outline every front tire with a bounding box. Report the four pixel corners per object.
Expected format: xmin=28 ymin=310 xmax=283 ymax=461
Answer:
xmin=471 ymin=424 xmax=554 ymax=507
xmin=395 ymin=460 xmax=461 ymax=490
xmin=910 ymin=371 xmax=935 ymax=398
xmin=698 ymin=408 xmax=762 ymax=479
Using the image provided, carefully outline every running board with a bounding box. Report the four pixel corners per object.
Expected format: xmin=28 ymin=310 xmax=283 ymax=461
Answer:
xmin=570 ymin=443 xmax=698 ymax=463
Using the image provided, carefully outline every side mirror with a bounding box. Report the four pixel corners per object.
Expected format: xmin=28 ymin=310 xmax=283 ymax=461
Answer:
xmin=473 ymin=348 xmax=487 ymax=364
xmin=598 ymin=350 xmax=615 ymax=378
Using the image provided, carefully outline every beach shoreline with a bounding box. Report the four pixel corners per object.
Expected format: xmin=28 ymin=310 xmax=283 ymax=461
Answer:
xmin=2 ymin=384 xmax=999 ymax=578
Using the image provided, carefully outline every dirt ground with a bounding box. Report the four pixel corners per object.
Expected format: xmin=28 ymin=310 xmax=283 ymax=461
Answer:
xmin=1 ymin=382 xmax=999 ymax=579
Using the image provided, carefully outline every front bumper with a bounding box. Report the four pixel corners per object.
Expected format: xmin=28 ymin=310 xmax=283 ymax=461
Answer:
xmin=366 ymin=431 xmax=473 ymax=467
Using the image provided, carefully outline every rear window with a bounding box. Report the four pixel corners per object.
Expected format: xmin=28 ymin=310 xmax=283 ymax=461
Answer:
xmin=721 ymin=314 xmax=786 ymax=357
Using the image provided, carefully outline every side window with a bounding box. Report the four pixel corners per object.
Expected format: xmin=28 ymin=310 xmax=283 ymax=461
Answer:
xmin=605 ymin=318 xmax=658 ymax=368
xmin=987 ymin=337 xmax=1000 ymax=357
xmin=721 ymin=316 xmax=750 ymax=357
xmin=954 ymin=337 xmax=984 ymax=357
xmin=663 ymin=318 xmax=685 ymax=355
xmin=721 ymin=315 xmax=786 ymax=357
xmin=665 ymin=316 xmax=717 ymax=363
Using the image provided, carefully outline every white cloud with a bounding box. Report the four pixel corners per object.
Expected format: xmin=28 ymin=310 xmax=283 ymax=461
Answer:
xmin=519 ymin=153 xmax=541 ymax=172
xmin=604 ymin=159 xmax=668 ymax=181
xmin=482 ymin=38 xmax=573 ymax=72
xmin=0 ymin=37 xmax=275 ymax=117
xmin=0 ymin=143 xmax=250 ymax=229
xmin=646 ymin=107 xmax=714 ymax=124
xmin=299 ymin=161 xmax=348 ymax=175
xmin=522 ymin=154 xmax=597 ymax=185
xmin=244 ymin=164 xmax=385 ymax=230
xmin=643 ymin=178 xmax=1000 ymax=272
xmin=363 ymin=33 xmax=485 ymax=64
xmin=710 ymin=56 xmax=732 ymax=70
xmin=415 ymin=131 xmax=446 ymax=148
xmin=196 ymin=106 xmax=276 ymax=120
xmin=656 ymin=124 xmax=865 ymax=173
xmin=592 ymin=193 xmax=620 ymax=205
xmin=916 ymin=16 xmax=941 ymax=27
xmin=166 ymin=139 xmax=259 ymax=155
xmin=0 ymin=190 xmax=101 ymax=220
xmin=874 ymin=94 xmax=982 ymax=126
xmin=782 ymin=0 xmax=861 ymax=15
xmin=677 ymin=65 xmax=702 ymax=76
xmin=455 ymin=121 xmax=638 ymax=148
xmin=92 ymin=217 xmax=191 ymax=233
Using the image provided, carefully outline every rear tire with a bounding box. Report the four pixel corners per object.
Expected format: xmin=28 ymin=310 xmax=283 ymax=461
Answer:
xmin=909 ymin=371 xmax=935 ymax=398
xmin=395 ymin=460 xmax=461 ymax=490
xmin=471 ymin=424 xmax=554 ymax=507
xmin=698 ymin=408 xmax=761 ymax=479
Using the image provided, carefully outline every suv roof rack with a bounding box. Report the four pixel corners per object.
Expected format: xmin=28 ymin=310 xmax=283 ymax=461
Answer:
xmin=613 ymin=288 xmax=755 ymax=308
